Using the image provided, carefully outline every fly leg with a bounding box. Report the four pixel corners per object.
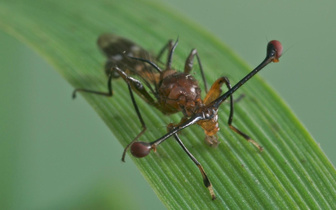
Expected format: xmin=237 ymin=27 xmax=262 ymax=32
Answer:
xmin=222 ymin=77 xmax=263 ymax=151
xmin=120 ymin=80 xmax=147 ymax=162
xmin=202 ymin=76 xmax=262 ymax=150
xmin=74 ymin=65 xmax=159 ymax=161
xmin=173 ymin=133 xmax=216 ymax=200
xmin=166 ymin=120 xmax=216 ymax=200
xmin=72 ymin=73 xmax=114 ymax=98
xmin=184 ymin=49 xmax=208 ymax=93
xmin=201 ymin=77 xmax=230 ymax=147
xmin=109 ymin=66 xmax=160 ymax=161
xmin=156 ymin=39 xmax=174 ymax=63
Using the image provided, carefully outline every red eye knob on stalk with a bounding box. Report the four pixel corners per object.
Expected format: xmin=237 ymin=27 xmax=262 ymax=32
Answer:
xmin=130 ymin=142 xmax=152 ymax=158
xmin=268 ymin=40 xmax=283 ymax=62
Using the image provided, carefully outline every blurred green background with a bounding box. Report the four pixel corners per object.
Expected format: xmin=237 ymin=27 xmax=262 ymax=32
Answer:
xmin=1 ymin=0 xmax=335 ymax=209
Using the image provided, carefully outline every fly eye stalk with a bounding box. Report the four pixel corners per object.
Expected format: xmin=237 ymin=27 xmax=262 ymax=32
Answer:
xmin=267 ymin=40 xmax=283 ymax=63
xmin=130 ymin=142 xmax=152 ymax=158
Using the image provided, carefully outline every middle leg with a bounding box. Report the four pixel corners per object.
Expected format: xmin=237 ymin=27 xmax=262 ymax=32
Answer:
xmin=173 ymin=133 xmax=216 ymax=200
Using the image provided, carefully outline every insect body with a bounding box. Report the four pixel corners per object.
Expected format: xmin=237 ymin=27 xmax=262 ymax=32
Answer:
xmin=73 ymin=34 xmax=282 ymax=200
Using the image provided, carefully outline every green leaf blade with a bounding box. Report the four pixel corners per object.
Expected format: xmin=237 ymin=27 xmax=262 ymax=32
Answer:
xmin=1 ymin=0 xmax=335 ymax=209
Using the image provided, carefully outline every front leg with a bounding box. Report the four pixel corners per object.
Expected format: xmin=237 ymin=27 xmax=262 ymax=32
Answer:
xmin=156 ymin=39 xmax=174 ymax=64
xmin=166 ymin=118 xmax=216 ymax=200
xmin=173 ymin=133 xmax=216 ymax=200
xmin=205 ymin=76 xmax=263 ymax=151
xmin=110 ymin=66 xmax=160 ymax=161
xmin=113 ymin=66 xmax=157 ymax=106
xmin=184 ymin=49 xmax=208 ymax=93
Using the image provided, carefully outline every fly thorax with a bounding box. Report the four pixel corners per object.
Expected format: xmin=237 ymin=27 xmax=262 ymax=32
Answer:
xmin=158 ymin=72 xmax=202 ymax=115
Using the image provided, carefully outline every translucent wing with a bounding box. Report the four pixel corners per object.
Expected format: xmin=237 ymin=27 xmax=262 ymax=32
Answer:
xmin=97 ymin=33 xmax=160 ymax=94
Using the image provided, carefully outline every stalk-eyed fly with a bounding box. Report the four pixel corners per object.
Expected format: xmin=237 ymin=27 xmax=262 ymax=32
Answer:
xmin=73 ymin=34 xmax=282 ymax=200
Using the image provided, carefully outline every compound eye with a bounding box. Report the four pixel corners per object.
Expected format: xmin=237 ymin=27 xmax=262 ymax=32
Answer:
xmin=130 ymin=142 xmax=152 ymax=158
xmin=268 ymin=40 xmax=283 ymax=62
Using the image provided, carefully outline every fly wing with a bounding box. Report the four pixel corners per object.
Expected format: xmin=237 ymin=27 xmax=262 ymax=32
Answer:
xmin=97 ymin=33 xmax=160 ymax=93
